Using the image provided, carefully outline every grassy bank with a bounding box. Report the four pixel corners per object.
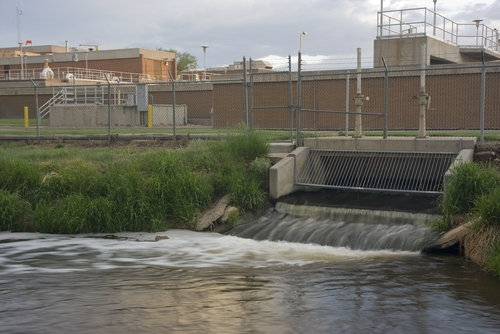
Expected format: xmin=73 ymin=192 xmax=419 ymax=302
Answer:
xmin=430 ymin=162 xmax=500 ymax=277
xmin=0 ymin=130 xmax=270 ymax=233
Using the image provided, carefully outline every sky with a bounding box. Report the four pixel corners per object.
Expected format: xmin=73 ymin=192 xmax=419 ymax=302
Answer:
xmin=1 ymin=0 xmax=499 ymax=70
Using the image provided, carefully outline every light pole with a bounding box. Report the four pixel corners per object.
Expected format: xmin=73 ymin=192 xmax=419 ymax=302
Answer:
xmin=433 ymin=0 xmax=437 ymax=36
xmin=72 ymin=53 xmax=78 ymax=103
xmin=201 ymin=45 xmax=208 ymax=80
xmin=300 ymin=31 xmax=307 ymax=52
xmin=473 ymin=19 xmax=483 ymax=46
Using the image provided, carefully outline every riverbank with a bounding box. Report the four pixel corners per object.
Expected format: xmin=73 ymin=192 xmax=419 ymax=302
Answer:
xmin=0 ymin=131 xmax=270 ymax=233
xmin=426 ymin=141 xmax=500 ymax=277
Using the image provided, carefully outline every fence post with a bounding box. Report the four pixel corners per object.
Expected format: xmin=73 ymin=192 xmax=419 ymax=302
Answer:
xmin=345 ymin=71 xmax=349 ymax=137
xmin=28 ymin=76 xmax=40 ymax=144
xmin=104 ymin=75 xmax=111 ymax=146
xmin=353 ymin=48 xmax=367 ymax=138
xmin=173 ymin=76 xmax=176 ymax=139
xmin=296 ymin=51 xmax=302 ymax=145
xmin=243 ymin=56 xmax=249 ymax=130
xmin=288 ymin=55 xmax=293 ymax=142
xmin=250 ymin=58 xmax=254 ymax=129
xmin=417 ymin=43 xmax=429 ymax=138
xmin=383 ymin=57 xmax=388 ymax=139
xmin=480 ymin=50 xmax=486 ymax=146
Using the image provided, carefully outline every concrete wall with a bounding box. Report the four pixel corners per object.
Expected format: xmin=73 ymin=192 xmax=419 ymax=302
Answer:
xmin=152 ymin=104 xmax=187 ymax=125
xmin=373 ymin=36 xmax=478 ymax=68
xmin=303 ymin=137 xmax=477 ymax=152
xmin=269 ymin=146 xmax=311 ymax=199
xmin=49 ymin=105 xmax=140 ymax=127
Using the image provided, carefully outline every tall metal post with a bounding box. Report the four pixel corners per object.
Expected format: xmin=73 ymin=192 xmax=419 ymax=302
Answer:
xmin=104 ymin=74 xmax=111 ymax=146
xmin=353 ymin=48 xmax=366 ymax=138
xmin=296 ymin=51 xmax=302 ymax=145
xmin=168 ymin=70 xmax=177 ymax=139
xmin=173 ymin=77 xmax=176 ymax=139
xmin=480 ymin=50 xmax=486 ymax=146
xmin=243 ymin=56 xmax=249 ymax=130
xmin=345 ymin=71 xmax=349 ymax=137
xmin=288 ymin=55 xmax=293 ymax=142
xmin=28 ymin=76 xmax=40 ymax=144
xmin=383 ymin=57 xmax=388 ymax=139
xmin=249 ymin=58 xmax=254 ymax=129
xmin=418 ymin=43 xmax=428 ymax=138
xmin=72 ymin=53 xmax=78 ymax=103
xmin=433 ymin=0 xmax=437 ymax=36
xmin=19 ymin=43 xmax=23 ymax=79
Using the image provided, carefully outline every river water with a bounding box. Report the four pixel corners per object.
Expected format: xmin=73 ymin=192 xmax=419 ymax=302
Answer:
xmin=2 ymin=222 xmax=500 ymax=334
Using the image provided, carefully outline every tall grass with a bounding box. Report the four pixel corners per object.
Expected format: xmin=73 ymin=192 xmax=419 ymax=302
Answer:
xmin=431 ymin=160 xmax=500 ymax=277
xmin=0 ymin=129 xmax=271 ymax=233
xmin=433 ymin=162 xmax=500 ymax=231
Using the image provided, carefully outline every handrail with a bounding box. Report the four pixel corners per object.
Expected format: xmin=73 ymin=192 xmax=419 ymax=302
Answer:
xmin=378 ymin=7 xmax=500 ymax=52
xmin=0 ymin=66 xmax=173 ymax=83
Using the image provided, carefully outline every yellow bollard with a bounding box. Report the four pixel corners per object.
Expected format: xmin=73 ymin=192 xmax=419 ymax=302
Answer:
xmin=147 ymin=104 xmax=153 ymax=128
xmin=24 ymin=106 xmax=29 ymax=128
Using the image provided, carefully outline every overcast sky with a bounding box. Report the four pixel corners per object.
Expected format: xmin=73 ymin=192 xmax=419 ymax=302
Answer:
xmin=1 ymin=0 xmax=499 ymax=70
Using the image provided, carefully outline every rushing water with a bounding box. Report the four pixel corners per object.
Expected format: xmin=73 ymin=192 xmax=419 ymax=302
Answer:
xmin=1 ymin=226 xmax=500 ymax=334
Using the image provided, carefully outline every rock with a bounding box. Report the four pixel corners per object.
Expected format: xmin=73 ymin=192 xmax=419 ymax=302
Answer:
xmin=196 ymin=194 xmax=231 ymax=231
xmin=422 ymin=224 xmax=469 ymax=253
xmin=155 ymin=235 xmax=170 ymax=241
xmin=220 ymin=206 xmax=239 ymax=223
xmin=211 ymin=223 xmax=231 ymax=234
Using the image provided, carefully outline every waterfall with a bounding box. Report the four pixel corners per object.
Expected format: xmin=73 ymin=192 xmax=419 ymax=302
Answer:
xmin=228 ymin=200 xmax=442 ymax=252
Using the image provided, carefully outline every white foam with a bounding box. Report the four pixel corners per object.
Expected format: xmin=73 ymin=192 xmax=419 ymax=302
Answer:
xmin=0 ymin=231 xmax=417 ymax=275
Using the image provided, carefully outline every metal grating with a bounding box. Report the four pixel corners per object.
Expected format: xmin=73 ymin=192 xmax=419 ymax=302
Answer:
xmin=296 ymin=150 xmax=458 ymax=194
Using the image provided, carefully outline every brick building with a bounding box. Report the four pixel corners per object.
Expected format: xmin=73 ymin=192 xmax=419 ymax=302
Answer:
xmin=0 ymin=44 xmax=177 ymax=83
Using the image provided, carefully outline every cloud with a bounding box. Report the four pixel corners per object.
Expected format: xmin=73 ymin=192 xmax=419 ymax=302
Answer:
xmin=1 ymin=0 xmax=497 ymax=70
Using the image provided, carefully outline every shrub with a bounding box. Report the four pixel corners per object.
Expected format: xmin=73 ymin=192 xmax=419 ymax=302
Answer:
xmin=0 ymin=189 xmax=33 ymax=231
xmin=248 ymin=157 xmax=271 ymax=187
xmin=229 ymin=170 xmax=266 ymax=211
xmin=438 ymin=162 xmax=500 ymax=229
xmin=474 ymin=187 xmax=500 ymax=228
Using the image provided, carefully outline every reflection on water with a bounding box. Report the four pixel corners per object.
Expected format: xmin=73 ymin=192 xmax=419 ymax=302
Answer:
xmin=1 ymin=231 xmax=500 ymax=334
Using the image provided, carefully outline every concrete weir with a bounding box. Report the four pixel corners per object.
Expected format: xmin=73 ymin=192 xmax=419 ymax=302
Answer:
xmin=269 ymin=137 xmax=476 ymax=199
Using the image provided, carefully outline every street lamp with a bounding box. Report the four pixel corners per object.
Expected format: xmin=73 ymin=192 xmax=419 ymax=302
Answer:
xmin=201 ymin=45 xmax=208 ymax=80
xmin=433 ymin=0 xmax=437 ymax=36
xmin=473 ymin=19 xmax=483 ymax=46
xmin=300 ymin=31 xmax=307 ymax=53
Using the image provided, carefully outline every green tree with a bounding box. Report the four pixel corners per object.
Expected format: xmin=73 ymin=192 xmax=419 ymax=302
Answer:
xmin=157 ymin=48 xmax=198 ymax=73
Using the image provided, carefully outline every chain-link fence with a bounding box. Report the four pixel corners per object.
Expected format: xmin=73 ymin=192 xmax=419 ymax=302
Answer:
xmin=0 ymin=56 xmax=499 ymax=145
xmin=297 ymin=56 xmax=500 ymax=144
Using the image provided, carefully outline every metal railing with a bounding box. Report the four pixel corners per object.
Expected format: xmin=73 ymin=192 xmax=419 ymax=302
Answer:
xmin=377 ymin=7 xmax=500 ymax=52
xmin=0 ymin=67 xmax=170 ymax=83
